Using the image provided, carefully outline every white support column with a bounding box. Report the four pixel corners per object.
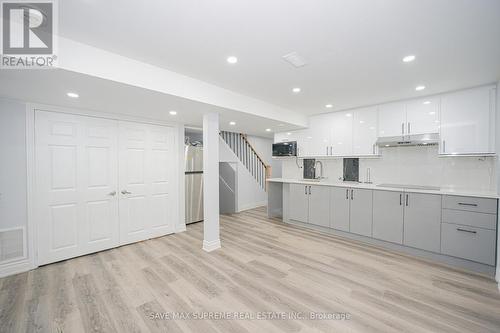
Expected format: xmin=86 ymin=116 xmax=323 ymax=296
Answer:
xmin=495 ymin=80 xmax=500 ymax=288
xmin=202 ymin=112 xmax=221 ymax=252
xmin=176 ymin=124 xmax=187 ymax=233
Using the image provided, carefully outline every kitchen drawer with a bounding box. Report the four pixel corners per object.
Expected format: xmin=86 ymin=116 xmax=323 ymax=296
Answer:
xmin=442 ymin=195 xmax=497 ymax=214
xmin=442 ymin=209 xmax=497 ymax=230
xmin=441 ymin=222 xmax=496 ymax=265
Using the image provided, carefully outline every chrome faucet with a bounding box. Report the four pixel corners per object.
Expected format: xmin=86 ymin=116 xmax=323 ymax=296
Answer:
xmin=314 ymin=160 xmax=324 ymax=179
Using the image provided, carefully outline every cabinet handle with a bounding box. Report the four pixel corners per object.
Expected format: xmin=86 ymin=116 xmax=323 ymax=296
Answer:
xmin=329 ymin=146 xmax=332 ymax=155
xmin=121 ymin=190 xmax=132 ymax=195
xmin=401 ymin=123 xmax=404 ymax=135
xmin=408 ymin=122 xmax=411 ymax=134
xmin=346 ymin=189 xmax=349 ymax=200
xmin=405 ymin=194 xmax=409 ymax=206
xmin=309 ymin=186 xmax=311 ymax=195
xmin=399 ymin=193 xmax=402 ymax=205
xmin=326 ymin=147 xmax=328 ymax=155
xmin=442 ymin=140 xmax=446 ymax=153
xmin=456 ymin=228 xmax=477 ymax=234
xmin=458 ymin=202 xmax=478 ymax=207
xmin=305 ymin=186 xmax=307 ymax=195
xmin=351 ymin=189 xmax=354 ymax=200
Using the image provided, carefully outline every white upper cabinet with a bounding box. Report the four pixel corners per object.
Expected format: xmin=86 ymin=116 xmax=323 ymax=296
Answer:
xmin=440 ymin=86 xmax=496 ymax=155
xmin=307 ymin=114 xmax=333 ymax=156
xmin=295 ymin=128 xmax=316 ymax=157
xmin=277 ymin=85 xmax=496 ymax=157
xmin=378 ymin=102 xmax=406 ymax=137
xmin=379 ymin=98 xmax=441 ymax=138
xmin=406 ymin=98 xmax=440 ymax=135
xmin=352 ymin=106 xmax=378 ymax=155
xmin=330 ymin=111 xmax=353 ymax=156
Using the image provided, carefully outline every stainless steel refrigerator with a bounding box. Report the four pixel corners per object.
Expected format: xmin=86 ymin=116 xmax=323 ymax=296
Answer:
xmin=185 ymin=144 xmax=203 ymax=224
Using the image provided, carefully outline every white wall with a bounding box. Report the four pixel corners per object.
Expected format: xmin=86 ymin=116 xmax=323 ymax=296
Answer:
xmin=0 ymin=99 xmax=27 ymax=266
xmin=282 ymin=146 xmax=496 ymax=192
xmin=219 ymin=138 xmax=267 ymax=211
xmin=246 ymin=135 xmax=282 ymax=178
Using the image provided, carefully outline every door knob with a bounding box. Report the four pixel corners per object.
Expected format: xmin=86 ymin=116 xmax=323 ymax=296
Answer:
xmin=121 ymin=190 xmax=132 ymax=195
xmin=108 ymin=191 xmax=117 ymax=196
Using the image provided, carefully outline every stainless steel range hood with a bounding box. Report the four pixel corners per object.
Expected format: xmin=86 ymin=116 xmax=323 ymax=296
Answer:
xmin=376 ymin=133 xmax=439 ymax=147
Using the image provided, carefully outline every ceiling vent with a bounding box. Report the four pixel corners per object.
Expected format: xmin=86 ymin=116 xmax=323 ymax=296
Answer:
xmin=282 ymin=52 xmax=307 ymax=68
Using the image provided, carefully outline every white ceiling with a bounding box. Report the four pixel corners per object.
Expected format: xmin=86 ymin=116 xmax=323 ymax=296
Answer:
xmin=59 ymin=0 xmax=500 ymax=115
xmin=0 ymin=69 xmax=299 ymax=137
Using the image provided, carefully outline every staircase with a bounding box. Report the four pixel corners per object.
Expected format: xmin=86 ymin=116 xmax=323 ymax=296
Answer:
xmin=220 ymin=131 xmax=271 ymax=191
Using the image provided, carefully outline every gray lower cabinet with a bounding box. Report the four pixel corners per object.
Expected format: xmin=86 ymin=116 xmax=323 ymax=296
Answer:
xmin=287 ymin=184 xmax=497 ymax=268
xmin=349 ymin=189 xmax=373 ymax=237
xmin=289 ymin=184 xmax=330 ymax=226
xmin=330 ymin=188 xmax=373 ymax=235
xmin=373 ymin=190 xmax=404 ymax=244
xmin=403 ymin=193 xmax=441 ymax=253
xmin=441 ymin=195 xmax=497 ymax=265
xmin=289 ymin=184 xmax=309 ymax=223
xmin=330 ymin=187 xmax=350 ymax=231
xmin=441 ymin=223 xmax=496 ymax=265
xmin=308 ymin=185 xmax=330 ymax=227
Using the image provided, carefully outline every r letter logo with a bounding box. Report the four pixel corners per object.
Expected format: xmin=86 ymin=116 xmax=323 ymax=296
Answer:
xmin=1 ymin=1 xmax=57 ymax=68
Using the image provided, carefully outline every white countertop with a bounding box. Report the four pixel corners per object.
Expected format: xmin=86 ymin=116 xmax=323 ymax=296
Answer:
xmin=267 ymin=178 xmax=499 ymax=199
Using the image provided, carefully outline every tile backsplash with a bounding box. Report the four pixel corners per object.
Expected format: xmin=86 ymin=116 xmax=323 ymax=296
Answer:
xmin=281 ymin=146 xmax=497 ymax=192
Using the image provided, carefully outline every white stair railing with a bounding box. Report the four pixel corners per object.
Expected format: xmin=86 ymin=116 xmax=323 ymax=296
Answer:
xmin=220 ymin=131 xmax=270 ymax=191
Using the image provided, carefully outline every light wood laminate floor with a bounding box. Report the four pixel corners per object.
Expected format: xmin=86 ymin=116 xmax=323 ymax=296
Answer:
xmin=1 ymin=207 xmax=500 ymax=332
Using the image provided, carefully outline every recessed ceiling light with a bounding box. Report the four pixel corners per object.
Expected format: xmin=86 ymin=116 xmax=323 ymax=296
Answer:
xmin=385 ymin=144 xmax=390 ymax=147
xmin=359 ymin=120 xmax=365 ymax=124
xmin=66 ymin=92 xmax=79 ymax=98
xmin=345 ymin=113 xmax=352 ymax=117
xmin=169 ymin=110 xmax=177 ymax=115
xmin=292 ymin=87 xmax=301 ymax=93
xmin=229 ymin=121 xmax=236 ymax=125
xmin=287 ymin=132 xmax=292 ymax=135
xmin=226 ymin=56 xmax=238 ymax=64
xmin=423 ymin=101 xmax=431 ymax=105
xmin=428 ymin=111 xmax=436 ymax=115
xmin=325 ymin=104 xmax=333 ymax=108
xmin=402 ymin=55 xmax=416 ymax=63
xmin=415 ymin=85 xmax=426 ymax=91
xmin=265 ymin=128 xmax=272 ymax=132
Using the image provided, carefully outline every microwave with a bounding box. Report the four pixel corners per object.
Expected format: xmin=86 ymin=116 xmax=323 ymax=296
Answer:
xmin=272 ymin=141 xmax=297 ymax=157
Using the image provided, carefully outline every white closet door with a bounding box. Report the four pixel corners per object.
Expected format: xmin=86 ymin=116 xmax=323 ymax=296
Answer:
xmin=36 ymin=111 xmax=119 ymax=265
xmin=118 ymin=122 xmax=176 ymax=245
xmin=148 ymin=124 xmax=176 ymax=238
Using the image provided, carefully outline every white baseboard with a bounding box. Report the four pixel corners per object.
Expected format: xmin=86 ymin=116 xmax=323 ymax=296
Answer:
xmin=0 ymin=259 xmax=34 ymax=278
xmin=203 ymin=239 xmax=221 ymax=252
xmin=175 ymin=223 xmax=187 ymax=233
xmin=238 ymin=201 xmax=266 ymax=212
